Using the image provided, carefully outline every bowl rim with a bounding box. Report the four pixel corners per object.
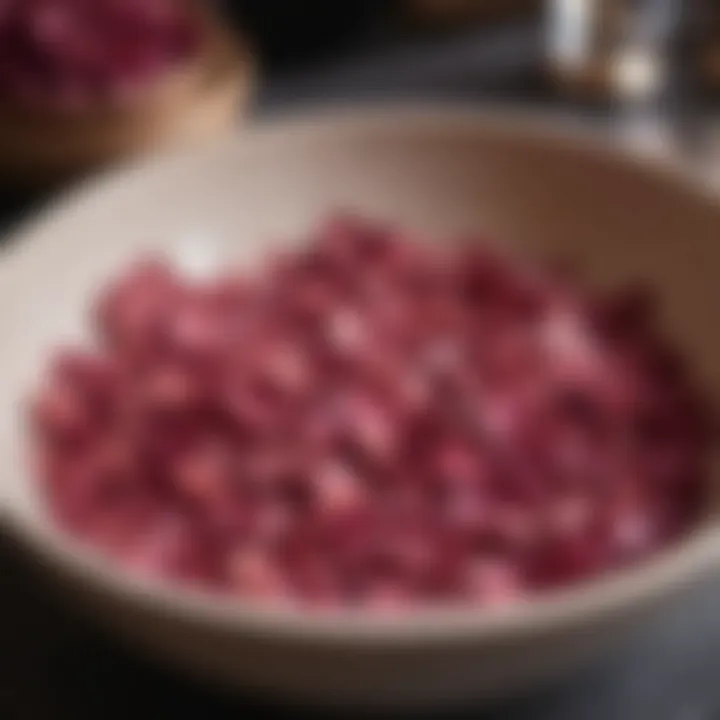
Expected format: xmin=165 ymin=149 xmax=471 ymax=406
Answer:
xmin=2 ymin=102 xmax=720 ymax=644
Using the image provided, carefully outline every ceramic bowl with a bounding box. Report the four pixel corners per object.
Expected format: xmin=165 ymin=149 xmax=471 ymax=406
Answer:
xmin=1 ymin=107 xmax=719 ymax=709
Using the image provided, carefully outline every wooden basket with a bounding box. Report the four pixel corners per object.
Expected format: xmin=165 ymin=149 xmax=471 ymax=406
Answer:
xmin=0 ymin=9 xmax=254 ymax=188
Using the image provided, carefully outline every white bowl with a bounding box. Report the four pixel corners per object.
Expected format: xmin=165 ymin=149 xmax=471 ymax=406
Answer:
xmin=1 ymin=107 xmax=719 ymax=709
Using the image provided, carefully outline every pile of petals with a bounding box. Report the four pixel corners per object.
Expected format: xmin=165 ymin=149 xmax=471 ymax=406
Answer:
xmin=0 ymin=0 xmax=201 ymax=113
xmin=32 ymin=215 xmax=714 ymax=609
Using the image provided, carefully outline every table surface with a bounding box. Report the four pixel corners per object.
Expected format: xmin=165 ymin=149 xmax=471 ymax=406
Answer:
xmin=3 ymin=19 xmax=720 ymax=720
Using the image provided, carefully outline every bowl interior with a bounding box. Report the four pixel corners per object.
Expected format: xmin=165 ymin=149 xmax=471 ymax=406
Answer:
xmin=1 ymin=108 xmax=719 ymax=626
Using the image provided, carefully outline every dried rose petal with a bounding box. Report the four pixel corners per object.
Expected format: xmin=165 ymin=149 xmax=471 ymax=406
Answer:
xmin=32 ymin=215 xmax=713 ymax=610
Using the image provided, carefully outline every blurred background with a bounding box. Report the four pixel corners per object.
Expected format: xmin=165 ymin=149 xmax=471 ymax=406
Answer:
xmin=1 ymin=0 xmax=719 ymax=210
xmin=3 ymin=1 xmax=720 ymax=718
